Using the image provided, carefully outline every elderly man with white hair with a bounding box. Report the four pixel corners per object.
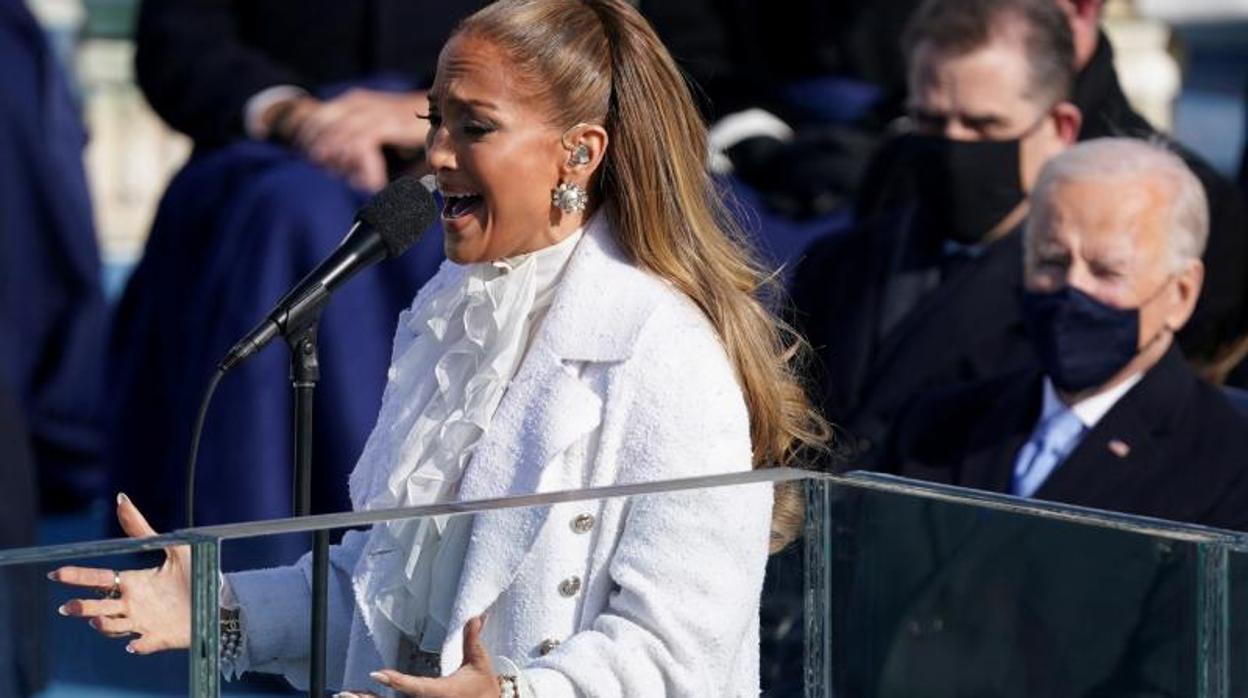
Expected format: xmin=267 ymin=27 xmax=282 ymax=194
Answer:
xmin=886 ymin=137 xmax=1248 ymax=530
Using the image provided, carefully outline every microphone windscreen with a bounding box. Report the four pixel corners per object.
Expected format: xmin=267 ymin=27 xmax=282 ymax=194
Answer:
xmin=357 ymin=175 xmax=439 ymax=258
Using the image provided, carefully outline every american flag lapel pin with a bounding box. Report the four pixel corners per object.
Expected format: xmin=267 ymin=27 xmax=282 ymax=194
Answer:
xmin=1108 ymin=439 xmax=1131 ymax=458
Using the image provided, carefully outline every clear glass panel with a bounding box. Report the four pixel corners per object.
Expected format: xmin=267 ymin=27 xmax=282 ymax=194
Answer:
xmin=1228 ymin=541 xmax=1248 ymax=697
xmin=7 ymin=469 xmax=1245 ymax=697
xmin=209 ymin=472 xmax=799 ymax=696
xmin=828 ymin=472 xmax=1235 ymax=698
xmin=0 ymin=534 xmax=214 ymax=697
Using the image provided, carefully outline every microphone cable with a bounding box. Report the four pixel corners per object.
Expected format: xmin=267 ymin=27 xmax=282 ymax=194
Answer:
xmin=180 ymin=176 xmax=434 ymax=529
xmin=185 ymin=367 xmax=226 ymax=529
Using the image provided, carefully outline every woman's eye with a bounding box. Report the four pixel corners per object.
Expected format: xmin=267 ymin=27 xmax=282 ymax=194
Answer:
xmin=462 ymin=122 xmax=494 ymax=137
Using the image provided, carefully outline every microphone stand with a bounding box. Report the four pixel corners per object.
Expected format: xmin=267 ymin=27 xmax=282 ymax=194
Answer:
xmin=287 ymin=322 xmax=330 ymax=698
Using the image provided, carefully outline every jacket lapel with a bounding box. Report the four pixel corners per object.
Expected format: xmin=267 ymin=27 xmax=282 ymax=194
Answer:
xmin=863 ymin=231 xmax=1025 ymax=406
xmin=957 ymin=371 xmax=1042 ymax=495
xmin=836 ymin=213 xmax=906 ymax=409
xmin=1032 ymin=347 xmax=1189 ymax=510
xmin=443 ymin=214 xmax=664 ymax=658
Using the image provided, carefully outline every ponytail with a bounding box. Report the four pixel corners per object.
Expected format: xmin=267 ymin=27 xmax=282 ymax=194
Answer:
xmin=456 ymin=0 xmax=829 ymax=551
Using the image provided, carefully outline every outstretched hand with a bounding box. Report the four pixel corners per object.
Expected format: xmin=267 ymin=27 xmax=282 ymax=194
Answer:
xmin=337 ymin=616 xmax=498 ymax=698
xmin=49 ymin=494 xmax=192 ymax=654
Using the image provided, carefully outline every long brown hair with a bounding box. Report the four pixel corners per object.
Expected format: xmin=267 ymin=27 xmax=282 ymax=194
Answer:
xmin=456 ymin=0 xmax=828 ymax=550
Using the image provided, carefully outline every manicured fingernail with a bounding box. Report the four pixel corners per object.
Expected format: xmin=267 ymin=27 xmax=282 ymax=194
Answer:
xmin=88 ymin=618 xmax=99 ymax=630
xmin=370 ymin=671 xmax=391 ymax=685
xmin=333 ymin=694 xmax=359 ymax=698
xmin=125 ymin=644 xmax=136 ymax=654
xmin=57 ymin=605 xmax=69 ymax=616
xmin=46 ymin=570 xmax=57 ymax=581
xmin=117 ymin=492 xmax=130 ymax=506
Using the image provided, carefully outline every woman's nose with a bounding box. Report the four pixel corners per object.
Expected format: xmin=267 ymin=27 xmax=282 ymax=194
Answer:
xmin=426 ymin=127 xmax=455 ymax=171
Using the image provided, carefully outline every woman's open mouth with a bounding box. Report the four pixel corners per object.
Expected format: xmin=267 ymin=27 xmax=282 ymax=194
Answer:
xmin=442 ymin=193 xmax=484 ymax=220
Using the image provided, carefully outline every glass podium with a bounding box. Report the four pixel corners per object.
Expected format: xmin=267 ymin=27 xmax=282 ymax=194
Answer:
xmin=4 ymin=467 xmax=1245 ymax=696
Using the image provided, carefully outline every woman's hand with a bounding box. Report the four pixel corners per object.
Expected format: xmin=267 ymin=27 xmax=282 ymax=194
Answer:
xmin=49 ymin=494 xmax=192 ymax=654
xmin=337 ymin=616 xmax=499 ymax=698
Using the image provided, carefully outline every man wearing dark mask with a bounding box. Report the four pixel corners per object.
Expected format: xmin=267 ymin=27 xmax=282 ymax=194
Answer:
xmin=1057 ymin=0 xmax=1248 ymax=387
xmin=888 ymin=138 xmax=1248 ymax=525
xmin=790 ymin=0 xmax=1080 ymax=467
xmin=832 ymin=139 xmax=1248 ymax=697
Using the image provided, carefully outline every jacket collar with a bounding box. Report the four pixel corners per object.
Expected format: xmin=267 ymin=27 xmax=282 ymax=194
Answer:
xmin=538 ymin=208 xmax=664 ymax=363
xmin=864 ymin=225 xmax=1025 ymax=402
xmin=961 ymin=344 xmax=1193 ymax=503
xmin=1027 ymin=345 xmax=1188 ymax=509
xmin=441 ymin=211 xmax=667 ymax=661
xmin=1071 ymin=32 xmax=1120 ymax=122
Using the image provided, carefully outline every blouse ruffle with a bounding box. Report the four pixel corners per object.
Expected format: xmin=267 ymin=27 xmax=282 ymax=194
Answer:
xmin=346 ymin=228 xmax=584 ymax=655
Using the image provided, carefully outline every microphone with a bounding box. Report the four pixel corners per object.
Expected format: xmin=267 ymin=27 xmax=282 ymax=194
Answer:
xmin=219 ymin=175 xmax=438 ymax=371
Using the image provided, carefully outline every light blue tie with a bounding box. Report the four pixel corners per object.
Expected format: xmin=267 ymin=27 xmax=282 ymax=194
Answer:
xmin=1011 ymin=408 xmax=1086 ymax=497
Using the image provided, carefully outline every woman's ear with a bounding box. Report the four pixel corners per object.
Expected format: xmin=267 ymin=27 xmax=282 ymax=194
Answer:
xmin=559 ymin=123 xmax=609 ymax=183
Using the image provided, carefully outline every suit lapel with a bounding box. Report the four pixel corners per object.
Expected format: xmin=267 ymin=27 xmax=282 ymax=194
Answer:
xmin=959 ymin=372 xmax=1042 ymax=495
xmin=1033 ymin=348 xmax=1189 ymax=509
xmin=445 ymin=345 xmax=602 ymax=647
xmin=863 ymin=231 xmax=1024 ymax=405
xmin=1033 ymin=407 xmax=1160 ymax=508
xmin=816 ymin=216 xmax=894 ymax=416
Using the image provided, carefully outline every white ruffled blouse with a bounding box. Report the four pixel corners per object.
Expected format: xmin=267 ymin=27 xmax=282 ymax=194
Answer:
xmin=346 ymin=227 xmax=585 ymax=657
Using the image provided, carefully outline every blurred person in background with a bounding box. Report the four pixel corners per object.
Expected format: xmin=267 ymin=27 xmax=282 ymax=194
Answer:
xmin=0 ymin=0 xmax=107 ymax=514
xmin=889 ymin=138 xmax=1248 ymax=527
xmin=1242 ymin=77 xmax=1247 ymax=198
xmin=0 ymin=0 xmax=106 ymax=691
xmin=108 ymin=0 xmax=480 ymax=564
xmin=858 ymin=0 xmax=1248 ymax=385
xmin=790 ymin=0 xmax=1081 ymax=468
xmin=1060 ymin=0 xmax=1248 ymax=388
xmin=850 ymin=140 xmax=1248 ymax=697
xmin=0 ymin=386 xmax=41 ymax=697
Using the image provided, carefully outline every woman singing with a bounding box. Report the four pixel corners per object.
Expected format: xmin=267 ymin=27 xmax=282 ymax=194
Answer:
xmin=53 ymin=1 xmax=825 ymax=695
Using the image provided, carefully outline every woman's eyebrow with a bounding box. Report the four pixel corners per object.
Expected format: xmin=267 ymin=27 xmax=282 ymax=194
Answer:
xmin=435 ymin=91 xmax=502 ymax=115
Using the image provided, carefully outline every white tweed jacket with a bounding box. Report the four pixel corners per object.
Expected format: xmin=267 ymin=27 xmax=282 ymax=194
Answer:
xmin=226 ymin=217 xmax=773 ymax=697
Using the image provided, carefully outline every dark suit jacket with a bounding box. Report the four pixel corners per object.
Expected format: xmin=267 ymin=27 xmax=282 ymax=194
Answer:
xmin=1 ymin=0 xmax=106 ymax=510
xmin=834 ymin=346 xmax=1248 ymax=696
xmin=0 ymin=383 xmax=44 ymax=695
xmin=854 ymin=32 xmax=1248 ymax=377
xmin=134 ymin=0 xmax=483 ymax=145
xmin=791 ymin=207 xmax=1035 ymax=466
xmin=1074 ymin=33 xmax=1248 ymax=374
xmin=888 ymin=345 xmax=1248 ymax=529
xmin=832 ymin=481 xmax=1210 ymax=697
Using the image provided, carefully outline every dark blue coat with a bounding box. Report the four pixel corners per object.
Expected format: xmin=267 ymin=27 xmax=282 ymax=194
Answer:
xmin=789 ymin=208 xmax=1035 ymax=468
xmin=0 ymin=0 xmax=107 ymax=510
xmin=839 ymin=345 xmax=1248 ymax=696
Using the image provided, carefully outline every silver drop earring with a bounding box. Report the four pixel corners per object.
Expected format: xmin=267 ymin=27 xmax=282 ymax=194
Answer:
xmin=552 ymin=181 xmax=589 ymax=214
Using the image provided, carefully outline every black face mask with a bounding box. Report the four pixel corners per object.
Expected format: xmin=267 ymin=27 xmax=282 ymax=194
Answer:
xmin=908 ymin=133 xmax=1027 ymax=245
xmin=1020 ymin=285 xmax=1142 ymax=393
